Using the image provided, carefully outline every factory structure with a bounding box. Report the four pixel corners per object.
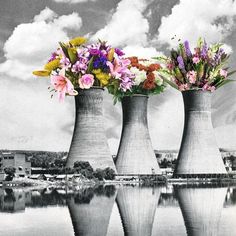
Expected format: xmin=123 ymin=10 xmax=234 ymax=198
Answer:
xmin=0 ymin=151 xmax=31 ymax=179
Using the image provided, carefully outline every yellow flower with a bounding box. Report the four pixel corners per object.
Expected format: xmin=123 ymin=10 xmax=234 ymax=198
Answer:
xmin=44 ymin=59 xmax=60 ymax=72
xmin=96 ymin=72 xmax=110 ymax=86
xmin=107 ymin=48 xmax=115 ymax=61
xmin=32 ymin=70 xmax=51 ymax=77
xmin=92 ymin=69 xmax=102 ymax=74
xmin=69 ymin=37 xmax=87 ymax=46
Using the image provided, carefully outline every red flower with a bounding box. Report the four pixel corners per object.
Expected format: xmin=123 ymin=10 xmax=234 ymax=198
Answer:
xmin=127 ymin=56 xmax=138 ymax=66
xmin=148 ymin=63 xmax=161 ymax=72
xmin=143 ymin=78 xmax=156 ymax=90
xmin=147 ymin=72 xmax=155 ymax=81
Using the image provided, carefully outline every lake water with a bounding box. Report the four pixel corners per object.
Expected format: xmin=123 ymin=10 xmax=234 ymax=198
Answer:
xmin=0 ymin=183 xmax=235 ymax=236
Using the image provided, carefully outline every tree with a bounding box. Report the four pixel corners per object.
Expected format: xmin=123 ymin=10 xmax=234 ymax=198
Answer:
xmin=94 ymin=169 xmax=105 ymax=180
xmin=4 ymin=167 xmax=16 ymax=181
xmin=54 ymin=158 xmax=66 ymax=168
xmin=103 ymin=167 xmax=115 ymax=180
xmin=74 ymin=161 xmax=93 ymax=172
xmin=80 ymin=169 xmax=94 ymax=179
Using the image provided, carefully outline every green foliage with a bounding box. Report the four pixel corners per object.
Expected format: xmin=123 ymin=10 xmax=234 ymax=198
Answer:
xmin=103 ymin=167 xmax=116 ymax=180
xmin=74 ymin=161 xmax=93 ymax=171
xmin=4 ymin=166 xmax=16 ymax=181
xmin=73 ymin=161 xmax=116 ymax=181
xmin=28 ymin=151 xmax=67 ymax=168
xmin=93 ymin=168 xmax=106 ymax=180
xmin=67 ymin=47 xmax=77 ymax=64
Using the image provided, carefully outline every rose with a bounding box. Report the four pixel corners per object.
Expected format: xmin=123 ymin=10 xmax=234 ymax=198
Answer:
xmin=78 ymin=74 xmax=94 ymax=89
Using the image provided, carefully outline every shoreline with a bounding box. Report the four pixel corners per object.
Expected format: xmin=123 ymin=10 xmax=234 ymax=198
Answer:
xmin=1 ymin=176 xmax=236 ymax=189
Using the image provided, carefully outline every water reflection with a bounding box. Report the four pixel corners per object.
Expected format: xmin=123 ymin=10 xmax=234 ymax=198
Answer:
xmin=152 ymin=186 xmax=186 ymax=236
xmin=68 ymin=185 xmax=117 ymax=236
xmin=0 ymin=184 xmax=235 ymax=236
xmin=175 ymin=184 xmax=227 ymax=236
xmin=117 ymin=185 xmax=161 ymax=236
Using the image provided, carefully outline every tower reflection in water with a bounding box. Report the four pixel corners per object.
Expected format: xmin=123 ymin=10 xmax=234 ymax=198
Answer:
xmin=0 ymin=184 xmax=235 ymax=236
xmin=175 ymin=184 xmax=227 ymax=236
xmin=116 ymin=185 xmax=160 ymax=236
xmin=67 ymin=185 xmax=117 ymax=236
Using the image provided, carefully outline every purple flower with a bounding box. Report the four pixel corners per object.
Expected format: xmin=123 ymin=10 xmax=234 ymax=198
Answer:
xmin=213 ymin=48 xmax=224 ymax=65
xmin=115 ymin=48 xmax=125 ymax=56
xmin=71 ymin=60 xmax=87 ymax=74
xmin=201 ymin=42 xmax=208 ymax=59
xmin=89 ymin=49 xmax=101 ymax=56
xmin=119 ymin=77 xmax=134 ymax=92
xmin=184 ymin=40 xmax=192 ymax=57
xmin=177 ymin=56 xmax=185 ymax=70
xmin=60 ymin=56 xmax=71 ymax=68
xmin=93 ymin=56 xmax=108 ymax=70
xmin=48 ymin=52 xmax=58 ymax=62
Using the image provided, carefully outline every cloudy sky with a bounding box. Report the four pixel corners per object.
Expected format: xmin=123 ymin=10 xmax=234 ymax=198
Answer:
xmin=0 ymin=0 xmax=236 ymax=154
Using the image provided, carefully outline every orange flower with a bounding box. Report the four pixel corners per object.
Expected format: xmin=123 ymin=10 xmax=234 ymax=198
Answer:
xmin=143 ymin=78 xmax=156 ymax=90
xmin=147 ymin=72 xmax=155 ymax=81
xmin=148 ymin=63 xmax=161 ymax=72
xmin=137 ymin=64 xmax=148 ymax=71
xmin=127 ymin=56 xmax=138 ymax=63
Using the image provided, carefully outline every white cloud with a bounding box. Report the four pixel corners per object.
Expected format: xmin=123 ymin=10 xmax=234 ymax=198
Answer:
xmin=123 ymin=45 xmax=162 ymax=58
xmin=0 ymin=7 xmax=82 ymax=80
xmin=0 ymin=77 xmax=75 ymax=151
xmin=33 ymin=7 xmax=57 ymax=22
xmin=157 ymin=0 xmax=236 ymax=48
xmin=92 ymin=0 xmax=149 ymax=47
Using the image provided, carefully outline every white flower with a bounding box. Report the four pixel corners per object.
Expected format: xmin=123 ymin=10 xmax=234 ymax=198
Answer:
xmin=130 ymin=67 xmax=146 ymax=86
xmin=139 ymin=60 xmax=150 ymax=67
xmin=153 ymin=71 xmax=163 ymax=86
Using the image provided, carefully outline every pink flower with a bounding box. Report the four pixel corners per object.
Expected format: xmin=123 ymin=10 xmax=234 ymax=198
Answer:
xmin=179 ymin=83 xmax=190 ymax=91
xmin=60 ymin=56 xmax=71 ymax=69
xmin=51 ymin=69 xmax=77 ymax=102
xmin=72 ymin=60 xmax=88 ymax=74
xmin=167 ymin=63 xmax=174 ymax=70
xmin=192 ymin=56 xmax=200 ymax=64
xmin=119 ymin=77 xmax=134 ymax=92
xmin=187 ymin=70 xmax=197 ymax=84
xmin=220 ymin=69 xmax=227 ymax=78
xmin=107 ymin=58 xmax=131 ymax=78
xmin=78 ymin=74 xmax=94 ymax=89
xmin=202 ymin=83 xmax=216 ymax=92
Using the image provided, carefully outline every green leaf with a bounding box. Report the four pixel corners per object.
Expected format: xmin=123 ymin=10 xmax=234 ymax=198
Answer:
xmin=211 ymin=43 xmax=224 ymax=53
xmin=68 ymin=48 xmax=77 ymax=64
xmin=159 ymin=75 xmax=178 ymax=90
xmin=152 ymin=56 xmax=169 ymax=62
xmin=59 ymin=42 xmax=69 ymax=59
xmin=197 ymin=37 xmax=204 ymax=49
xmin=227 ymin=70 xmax=236 ymax=77
xmin=87 ymin=56 xmax=94 ymax=73
xmin=216 ymin=79 xmax=235 ymax=89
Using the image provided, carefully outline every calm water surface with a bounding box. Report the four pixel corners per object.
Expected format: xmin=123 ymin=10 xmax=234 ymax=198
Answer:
xmin=0 ymin=184 xmax=235 ymax=236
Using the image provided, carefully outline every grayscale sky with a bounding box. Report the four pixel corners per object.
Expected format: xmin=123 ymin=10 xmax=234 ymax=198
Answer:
xmin=0 ymin=0 xmax=236 ymax=153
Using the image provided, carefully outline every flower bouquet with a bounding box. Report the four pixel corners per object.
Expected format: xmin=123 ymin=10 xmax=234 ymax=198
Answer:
xmin=33 ymin=37 xmax=131 ymax=101
xmin=112 ymin=57 xmax=165 ymax=175
xmin=33 ymin=37 xmax=132 ymax=170
xmin=155 ymin=37 xmax=235 ymax=177
xmin=156 ymin=37 xmax=236 ymax=91
xmin=107 ymin=56 xmax=166 ymax=103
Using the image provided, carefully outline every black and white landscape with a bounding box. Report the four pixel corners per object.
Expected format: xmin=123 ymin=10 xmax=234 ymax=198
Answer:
xmin=0 ymin=0 xmax=236 ymax=154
